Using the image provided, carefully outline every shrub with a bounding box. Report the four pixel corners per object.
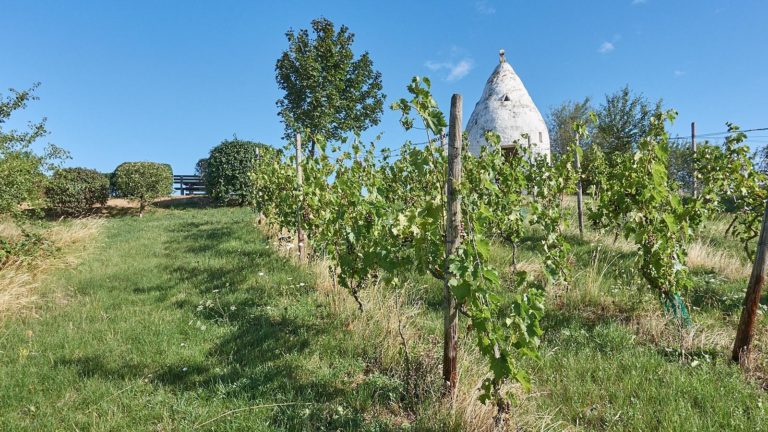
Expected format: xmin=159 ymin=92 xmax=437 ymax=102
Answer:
xmin=45 ymin=168 xmax=109 ymax=216
xmin=195 ymin=158 xmax=208 ymax=180
xmin=0 ymin=152 xmax=47 ymax=217
xmin=112 ymin=162 xmax=172 ymax=216
xmin=206 ymin=139 xmax=270 ymax=205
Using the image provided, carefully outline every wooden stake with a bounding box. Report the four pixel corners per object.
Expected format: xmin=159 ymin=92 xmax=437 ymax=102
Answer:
xmin=691 ymin=122 xmax=697 ymax=198
xmin=296 ymin=133 xmax=305 ymax=262
xmin=443 ymin=94 xmax=462 ymax=400
xmin=732 ymin=197 xmax=768 ymax=362
xmin=574 ymin=136 xmax=584 ymax=238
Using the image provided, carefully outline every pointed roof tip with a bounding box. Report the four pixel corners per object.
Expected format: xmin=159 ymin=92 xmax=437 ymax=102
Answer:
xmin=499 ymin=49 xmax=505 ymax=64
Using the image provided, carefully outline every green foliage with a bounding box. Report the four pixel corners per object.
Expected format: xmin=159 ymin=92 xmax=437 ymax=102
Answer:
xmin=45 ymin=168 xmax=109 ymax=216
xmin=546 ymin=97 xmax=592 ymax=157
xmin=275 ymin=17 xmax=385 ymax=155
xmin=594 ymin=85 xmax=662 ymax=157
xmin=590 ymin=110 xmax=694 ymax=322
xmin=0 ymin=84 xmax=68 ymax=217
xmin=667 ymin=139 xmax=695 ymax=192
xmin=0 ymin=228 xmax=53 ymax=268
xmin=694 ymin=124 xmax=767 ymax=259
xmin=195 ymin=158 xmax=208 ymax=180
xmin=206 ymin=139 xmax=270 ymax=206
xmin=249 ymin=77 xmax=572 ymax=410
xmin=112 ymin=162 xmax=172 ymax=215
xmin=0 ymin=151 xmax=47 ymax=216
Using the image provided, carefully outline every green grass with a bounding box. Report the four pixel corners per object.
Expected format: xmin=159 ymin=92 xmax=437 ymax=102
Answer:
xmin=1 ymin=204 xmax=767 ymax=431
xmin=0 ymin=207 xmax=410 ymax=431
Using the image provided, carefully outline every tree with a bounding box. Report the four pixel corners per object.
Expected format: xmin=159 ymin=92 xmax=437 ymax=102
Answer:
xmin=112 ymin=162 xmax=172 ymax=216
xmin=0 ymin=83 xmax=68 ymax=217
xmin=275 ymin=17 xmax=385 ymax=156
xmin=546 ymin=97 xmax=592 ymax=157
xmin=594 ymin=85 xmax=662 ymax=157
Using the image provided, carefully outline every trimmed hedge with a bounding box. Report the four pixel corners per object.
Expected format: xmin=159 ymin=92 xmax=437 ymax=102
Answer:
xmin=45 ymin=167 xmax=110 ymax=216
xmin=113 ymin=162 xmax=172 ymax=216
xmin=206 ymin=139 xmax=270 ymax=205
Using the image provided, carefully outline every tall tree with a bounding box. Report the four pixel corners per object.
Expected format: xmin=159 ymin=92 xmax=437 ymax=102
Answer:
xmin=594 ymin=85 xmax=662 ymax=157
xmin=275 ymin=18 xmax=385 ymax=156
xmin=546 ymin=97 xmax=592 ymax=157
xmin=0 ymin=84 xmax=68 ymax=216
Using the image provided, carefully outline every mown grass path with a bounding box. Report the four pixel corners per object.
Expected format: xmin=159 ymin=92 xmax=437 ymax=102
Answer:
xmin=0 ymin=207 xmax=399 ymax=431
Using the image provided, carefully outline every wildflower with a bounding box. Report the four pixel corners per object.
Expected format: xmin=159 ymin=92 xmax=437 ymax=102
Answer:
xmin=182 ymin=367 xmax=188 ymax=372
xmin=258 ymin=272 xmax=265 ymax=276
xmin=230 ymin=305 xmax=236 ymax=311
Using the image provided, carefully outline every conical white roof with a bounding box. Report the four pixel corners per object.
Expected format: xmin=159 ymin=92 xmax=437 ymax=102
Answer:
xmin=465 ymin=57 xmax=550 ymax=158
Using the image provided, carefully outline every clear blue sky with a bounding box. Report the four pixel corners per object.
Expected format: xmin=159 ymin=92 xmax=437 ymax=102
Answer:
xmin=2 ymin=0 xmax=767 ymax=173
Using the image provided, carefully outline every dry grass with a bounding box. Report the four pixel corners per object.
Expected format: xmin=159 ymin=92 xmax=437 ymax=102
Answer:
xmin=0 ymin=218 xmax=103 ymax=321
xmin=687 ymin=239 xmax=749 ymax=280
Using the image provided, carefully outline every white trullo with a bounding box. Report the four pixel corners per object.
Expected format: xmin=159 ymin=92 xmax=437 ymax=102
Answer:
xmin=465 ymin=50 xmax=550 ymax=158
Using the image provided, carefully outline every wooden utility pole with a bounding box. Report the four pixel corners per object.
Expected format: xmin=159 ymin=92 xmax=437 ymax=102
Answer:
xmin=732 ymin=197 xmax=768 ymax=362
xmin=691 ymin=122 xmax=697 ymax=197
xmin=574 ymin=136 xmax=584 ymax=238
xmin=296 ymin=133 xmax=305 ymax=262
xmin=443 ymin=94 xmax=462 ymax=399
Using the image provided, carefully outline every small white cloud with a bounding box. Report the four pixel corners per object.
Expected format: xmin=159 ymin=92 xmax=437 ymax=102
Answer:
xmin=674 ymin=70 xmax=686 ymax=77
xmin=475 ymin=0 xmax=496 ymax=14
xmin=447 ymin=60 xmax=473 ymax=81
xmin=425 ymin=58 xmax=474 ymax=81
xmin=425 ymin=61 xmax=449 ymax=71
xmin=598 ymin=41 xmax=615 ymax=54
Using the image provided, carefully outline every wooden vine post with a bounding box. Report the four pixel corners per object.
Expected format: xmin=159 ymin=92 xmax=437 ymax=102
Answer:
xmin=296 ymin=133 xmax=306 ymax=262
xmin=574 ymin=135 xmax=584 ymax=238
xmin=732 ymin=197 xmax=768 ymax=362
xmin=443 ymin=94 xmax=462 ymax=399
xmin=691 ymin=122 xmax=697 ymax=197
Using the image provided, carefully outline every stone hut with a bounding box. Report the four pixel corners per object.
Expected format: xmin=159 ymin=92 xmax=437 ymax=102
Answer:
xmin=465 ymin=50 xmax=550 ymax=158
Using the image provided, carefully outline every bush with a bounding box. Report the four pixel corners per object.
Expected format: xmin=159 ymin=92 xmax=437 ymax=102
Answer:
xmin=206 ymin=139 xmax=270 ymax=205
xmin=45 ymin=168 xmax=110 ymax=216
xmin=112 ymin=162 xmax=172 ymax=216
xmin=0 ymin=152 xmax=47 ymax=217
xmin=195 ymin=158 xmax=208 ymax=180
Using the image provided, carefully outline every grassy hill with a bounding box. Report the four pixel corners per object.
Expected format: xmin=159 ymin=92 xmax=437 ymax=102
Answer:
xmin=1 ymin=202 xmax=766 ymax=431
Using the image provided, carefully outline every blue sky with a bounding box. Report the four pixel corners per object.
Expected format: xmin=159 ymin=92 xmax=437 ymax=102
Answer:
xmin=2 ymin=0 xmax=767 ymax=173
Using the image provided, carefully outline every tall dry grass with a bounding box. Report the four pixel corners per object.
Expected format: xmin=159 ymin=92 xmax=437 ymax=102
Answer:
xmin=0 ymin=218 xmax=103 ymax=321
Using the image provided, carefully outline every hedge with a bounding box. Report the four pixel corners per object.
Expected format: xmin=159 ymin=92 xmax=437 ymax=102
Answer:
xmin=45 ymin=167 xmax=110 ymax=216
xmin=112 ymin=162 xmax=172 ymax=216
xmin=206 ymin=139 xmax=270 ymax=205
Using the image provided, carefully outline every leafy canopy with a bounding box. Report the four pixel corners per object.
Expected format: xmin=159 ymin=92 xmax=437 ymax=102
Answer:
xmin=206 ymin=139 xmax=272 ymax=206
xmin=45 ymin=167 xmax=110 ymax=216
xmin=0 ymin=83 xmax=68 ymax=217
xmin=594 ymin=85 xmax=662 ymax=156
xmin=113 ymin=162 xmax=172 ymax=216
xmin=275 ymin=17 xmax=385 ymax=155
